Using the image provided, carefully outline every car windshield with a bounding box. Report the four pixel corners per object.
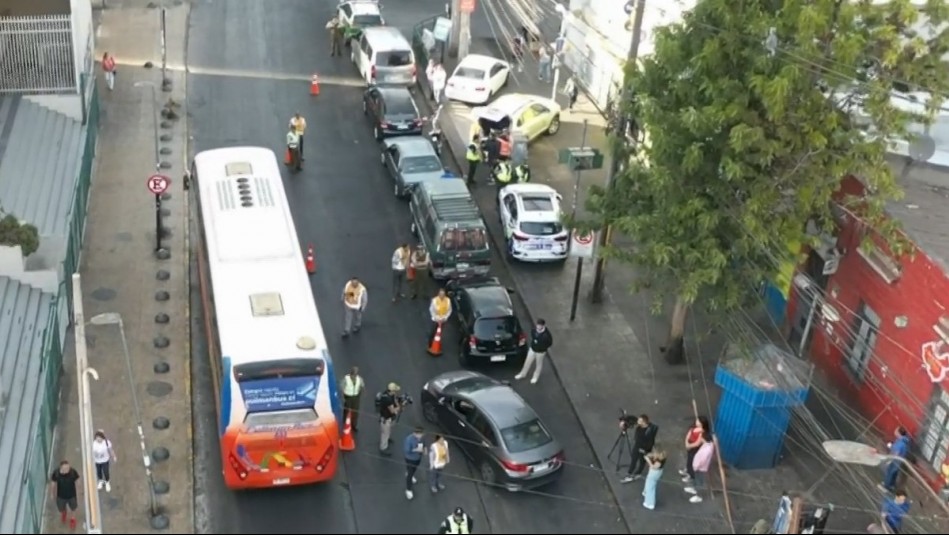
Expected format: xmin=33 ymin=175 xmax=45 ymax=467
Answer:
xmin=500 ymin=419 xmax=554 ymax=453
xmin=473 ymin=316 xmax=518 ymax=339
xmin=353 ymin=14 xmax=382 ymax=26
xmin=455 ymin=66 xmax=486 ymax=79
xmin=378 ymin=51 xmax=413 ymax=67
xmin=519 ymin=221 xmax=563 ymax=236
xmin=401 ymin=155 xmax=441 ymax=173
xmin=439 ymin=228 xmax=487 ymax=251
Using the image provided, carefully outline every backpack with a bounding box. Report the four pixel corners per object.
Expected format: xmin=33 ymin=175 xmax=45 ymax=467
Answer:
xmin=374 ymin=391 xmax=387 ymax=412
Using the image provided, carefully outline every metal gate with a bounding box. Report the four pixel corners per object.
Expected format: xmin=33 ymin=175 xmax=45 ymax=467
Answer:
xmin=0 ymin=15 xmax=76 ymax=94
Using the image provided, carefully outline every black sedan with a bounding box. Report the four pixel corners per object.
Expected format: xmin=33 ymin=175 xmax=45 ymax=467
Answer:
xmin=446 ymin=277 xmax=528 ymax=366
xmin=421 ymin=370 xmax=564 ymax=491
xmin=363 ymin=85 xmax=424 ymax=140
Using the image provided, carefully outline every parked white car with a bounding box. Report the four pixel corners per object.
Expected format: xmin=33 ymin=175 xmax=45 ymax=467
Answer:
xmin=444 ymin=54 xmax=510 ymax=105
xmin=498 ymin=184 xmax=568 ymax=262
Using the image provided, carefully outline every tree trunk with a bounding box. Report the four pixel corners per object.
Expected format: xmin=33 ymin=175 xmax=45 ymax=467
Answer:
xmin=662 ymin=296 xmax=689 ymax=365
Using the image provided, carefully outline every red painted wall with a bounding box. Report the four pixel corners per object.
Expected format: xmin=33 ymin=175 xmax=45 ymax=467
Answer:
xmin=799 ymin=176 xmax=949 ymax=469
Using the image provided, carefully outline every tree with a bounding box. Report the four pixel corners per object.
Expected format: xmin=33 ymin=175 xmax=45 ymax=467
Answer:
xmin=0 ymin=214 xmax=40 ymax=257
xmin=583 ymin=0 xmax=949 ymax=364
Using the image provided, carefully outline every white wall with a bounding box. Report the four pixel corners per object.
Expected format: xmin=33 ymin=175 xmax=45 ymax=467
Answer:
xmin=70 ymin=0 xmax=94 ymax=93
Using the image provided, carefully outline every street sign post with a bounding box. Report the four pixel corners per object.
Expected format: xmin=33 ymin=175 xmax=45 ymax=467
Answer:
xmin=148 ymin=174 xmax=170 ymax=252
xmin=570 ymin=230 xmax=596 ymax=259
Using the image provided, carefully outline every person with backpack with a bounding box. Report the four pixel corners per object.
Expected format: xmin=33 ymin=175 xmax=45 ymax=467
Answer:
xmin=376 ymin=383 xmax=402 ymax=455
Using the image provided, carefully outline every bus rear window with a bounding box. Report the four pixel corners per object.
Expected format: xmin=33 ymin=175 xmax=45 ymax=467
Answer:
xmin=439 ymin=228 xmax=486 ymax=251
xmin=244 ymin=408 xmax=317 ymax=427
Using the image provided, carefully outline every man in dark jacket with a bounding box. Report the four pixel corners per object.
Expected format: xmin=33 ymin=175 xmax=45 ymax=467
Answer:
xmin=515 ymin=318 xmax=553 ymax=384
xmin=621 ymin=414 xmax=659 ymax=482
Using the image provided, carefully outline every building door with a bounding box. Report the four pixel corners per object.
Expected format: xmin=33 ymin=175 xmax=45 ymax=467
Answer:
xmin=921 ymin=386 xmax=949 ymax=473
xmin=845 ymin=302 xmax=880 ymax=380
xmin=788 ymin=251 xmax=830 ymax=356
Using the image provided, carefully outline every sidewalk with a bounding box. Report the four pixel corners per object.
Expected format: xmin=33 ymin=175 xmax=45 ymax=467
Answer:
xmin=416 ymin=19 xmax=897 ymax=534
xmin=45 ymin=2 xmax=193 ymax=534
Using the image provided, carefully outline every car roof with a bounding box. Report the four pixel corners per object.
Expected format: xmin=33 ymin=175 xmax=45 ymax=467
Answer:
xmin=508 ymin=186 xmax=561 ymax=222
xmin=361 ymin=26 xmax=409 ymax=48
xmin=436 ymin=371 xmax=537 ymax=428
xmin=348 ymin=2 xmax=381 ymax=14
xmin=385 ymin=136 xmax=438 ymax=156
xmin=376 ymin=86 xmax=416 ymax=105
xmin=456 ymin=277 xmax=513 ymax=316
xmin=420 ymin=177 xmax=470 ymax=196
xmin=457 ymin=54 xmax=501 ymax=69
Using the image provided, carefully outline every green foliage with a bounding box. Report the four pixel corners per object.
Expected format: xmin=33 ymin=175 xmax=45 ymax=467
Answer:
xmin=0 ymin=214 xmax=40 ymax=257
xmin=584 ymin=0 xmax=949 ymax=315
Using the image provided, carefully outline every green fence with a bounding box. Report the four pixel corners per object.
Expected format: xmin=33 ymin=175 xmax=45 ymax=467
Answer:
xmin=14 ymin=78 xmax=99 ymax=535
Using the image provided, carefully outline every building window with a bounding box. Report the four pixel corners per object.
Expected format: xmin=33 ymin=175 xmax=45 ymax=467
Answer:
xmin=921 ymin=387 xmax=949 ymax=473
xmin=845 ymin=302 xmax=880 ymax=380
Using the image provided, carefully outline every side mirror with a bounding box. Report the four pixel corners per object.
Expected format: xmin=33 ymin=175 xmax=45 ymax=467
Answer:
xmin=556 ymin=194 xmax=563 ymax=201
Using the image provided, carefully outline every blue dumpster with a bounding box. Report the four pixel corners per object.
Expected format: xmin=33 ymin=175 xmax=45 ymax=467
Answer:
xmin=714 ymin=343 xmax=810 ymax=469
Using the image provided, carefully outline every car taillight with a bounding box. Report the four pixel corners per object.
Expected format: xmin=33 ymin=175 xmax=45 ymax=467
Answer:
xmin=518 ymin=333 xmax=527 ymax=346
xmin=411 ymin=64 xmax=417 ymax=76
xmin=513 ymin=232 xmax=530 ymax=241
xmin=315 ymin=445 xmax=335 ymax=472
xmin=553 ymin=451 xmax=565 ymax=463
xmin=501 ymin=459 xmax=530 ymax=473
xmin=475 ymin=86 xmax=486 ymax=92
xmin=469 ymin=335 xmax=477 ymax=349
xmin=228 ymin=453 xmax=249 ymax=480
xmin=380 ymin=121 xmax=391 ymax=128
xmin=370 ymin=66 xmax=377 ymax=80
xmin=414 ymin=118 xmax=423 ymax=126
xmin=554 ymin=234 xmax=568 ymax=242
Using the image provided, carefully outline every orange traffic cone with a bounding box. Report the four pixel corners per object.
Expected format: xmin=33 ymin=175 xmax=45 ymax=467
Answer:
xmin=305 ymin=244 xmax=316 ymax=274
xmin=427 ymin=322 xmax=443 ymax=356
xmin=284 ymin=148 xmax=292 ymax=165
xmin=339 ymin=410 xmax=356 ymax=451
xmin=310 ymin=74 xmax=320 ymax=96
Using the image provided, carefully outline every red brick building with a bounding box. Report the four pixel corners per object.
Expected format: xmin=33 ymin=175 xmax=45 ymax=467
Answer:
xmin=786 ymin=159 xmax=949 ymax=479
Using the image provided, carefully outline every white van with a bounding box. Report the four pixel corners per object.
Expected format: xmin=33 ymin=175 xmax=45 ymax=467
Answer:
xmin=352 ymin=26 xmax=417 ymax=87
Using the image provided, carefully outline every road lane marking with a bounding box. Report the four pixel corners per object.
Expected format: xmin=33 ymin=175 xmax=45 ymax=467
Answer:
xmin=114 ymin=59 xmax=367 ymax=87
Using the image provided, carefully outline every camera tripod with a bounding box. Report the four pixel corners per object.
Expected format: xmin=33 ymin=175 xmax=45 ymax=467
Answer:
xmin=607 ymin=427 xmax=636 ymax=472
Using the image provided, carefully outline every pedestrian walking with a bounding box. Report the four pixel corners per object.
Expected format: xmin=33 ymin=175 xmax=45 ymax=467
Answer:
xmin=404 ymin=427 xmax=426 ymax=500
xmin=50 ymin=460 xmax=80 ymax=529
xmin=102 ymin=52 xmax=117 ymax=91
xmin=512 ymin=35 xmax=524 ymax=72
xmin=426 ymin=59 xmax=437 ymax=99
xmin=326 ymin=15 xmax=343 ymax=56
xmin=515 ymin=318 xmax=553 ymax=384
xmin=621 ymin=415 xmax=659 ymax=483
xmin=341 ymin=367 xmax=365 ymax=431
xmin=679 ymin=416 xmax=710 ymax=483
xmin=391 ymin=243 xmax=411 ymax=302
xmin=438 ymin=507 xmax=475 ymax=534
xmin=563 ymin=76 xmax=579 ymax=110
xmin=879 ymin=426 xmax=911 ymax=492
xmin=429 ymin=433 xmax=450 ymax=493
xmin=428 ymin=288 xmax=453 ymax=346
xmin=431 ymin=64 xmax=447 ymax=104
xmin=289 ymin=112 xmax=307 ymax=161
xmin=881 ymin=490 xmax=910 ymax=534
xmin=92 ymin=430 xmax=116 ymax=493
xmin=341 ymin=277 xmax=368 ymax=337
xmin=286 ymin=127 xmax=302 ymax=171
xmin=537 ymin=47 xmax=551 ymax=82
xmin=464 ymin=142 xmax=481 ymax=184
xmin=642 ymin=449 xmax=667 ymax=510
xmin=408 ymin=244 xmax=430 ymax=299
xmin=377 ymin=383 xmax=402 ymax=454
xmin=683 ymin=432 xmax=714 ymax=503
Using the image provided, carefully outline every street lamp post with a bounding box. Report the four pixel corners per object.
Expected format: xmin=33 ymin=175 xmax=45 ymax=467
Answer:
xmin=88 ymin=312 xmax=161 ymax=523
xmin=72 ymin=274 xmax=103 ymax=534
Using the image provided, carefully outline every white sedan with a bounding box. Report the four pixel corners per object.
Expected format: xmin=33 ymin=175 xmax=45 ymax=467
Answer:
xmin=498 ymin=184 xmax=569 ymax=262
xmin=444 ymin=54 xmax=510 ymax=105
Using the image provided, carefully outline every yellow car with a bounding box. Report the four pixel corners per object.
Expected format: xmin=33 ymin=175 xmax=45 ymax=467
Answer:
xmin=471 ymin=93 xmax=562 ymax=142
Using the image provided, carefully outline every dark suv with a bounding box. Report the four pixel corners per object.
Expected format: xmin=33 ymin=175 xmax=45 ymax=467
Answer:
xmin=446 ymin=277 xmax=527 ymax=366
xmin=363 ymin=85 xmax=424 ymax=140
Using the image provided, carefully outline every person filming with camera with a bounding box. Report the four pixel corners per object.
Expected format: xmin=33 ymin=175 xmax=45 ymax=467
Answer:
xmin=620 ymin=414 xmax=659 ymax=483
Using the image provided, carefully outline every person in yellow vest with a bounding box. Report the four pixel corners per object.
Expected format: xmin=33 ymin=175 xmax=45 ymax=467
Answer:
xmin=438 ymin=507 xmax=474 ymax=534
xmin=428 ymin=434 xmax=450 ymax=493
xmin=286 ymin=127 xmax=301 ymax=171
xmin=492 ymin=160 xmax=512 ymax=188
xmin=289 ymin=112 xmax=307 ymax=161
xmin=408 ymin=245 xmax=430 ymax=299
xmin=341 ymin=277 xmax=367 ymax=337
xmin=341 ymin=366 xmax=365 ymax=431
xmin=514 ymin=163 xmax=531 ymax=183
xmin=465 ymin=143 xmax=481 ymax=185
xmin=428 ymin=288 xmax=452 ymax=346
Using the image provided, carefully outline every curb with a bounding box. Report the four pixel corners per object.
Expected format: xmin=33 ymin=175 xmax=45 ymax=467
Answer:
xmin=414 ymin=79 xmax=637 ymax=535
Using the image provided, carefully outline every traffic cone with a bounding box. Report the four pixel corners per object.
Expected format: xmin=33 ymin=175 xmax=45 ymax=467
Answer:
xmin=427 ymin=322 xmax=443 ymax=356
xmin=310 ymin=74 xmax=320 ymax=96
xmin=339 ymin=410 xmax=356 ymax=451
xmin=284 ymin=148 xmax=292 ymax=165
xmin=305 ymin=244 xmax=316 ymax=274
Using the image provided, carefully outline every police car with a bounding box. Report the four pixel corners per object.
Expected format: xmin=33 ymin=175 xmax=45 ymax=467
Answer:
xmin=498 ymin=184 xmax=569 ymax=262
xmin=337 ymin=0 xmax=385 ymax=43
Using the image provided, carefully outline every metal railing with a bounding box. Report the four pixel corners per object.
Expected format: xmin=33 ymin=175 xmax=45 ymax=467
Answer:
xmin=0 ymin=15 xmax=76 ymax=94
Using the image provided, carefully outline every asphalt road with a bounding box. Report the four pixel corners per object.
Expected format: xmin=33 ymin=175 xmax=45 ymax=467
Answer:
xmin=187 ymin=1 xmax=626 ymax=533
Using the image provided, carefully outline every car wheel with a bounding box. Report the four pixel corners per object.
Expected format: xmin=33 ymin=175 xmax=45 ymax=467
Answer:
xmin=362 ymin=101 xmax=368 ymax=115
xmin=422 ymin=401 xmax=438 ymax=423
xmin=374 ymin=126 xmax=382 ymax=140
xmin=479 ymin=462 xmax=497 ymax=484
xmin=546 ymin=114 xmax=561 ymax=135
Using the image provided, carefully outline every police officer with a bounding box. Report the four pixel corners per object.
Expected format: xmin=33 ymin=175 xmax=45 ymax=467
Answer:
xmin=514 ymin=163 xmax=530 ymax=183
xmin=341 ymin=367 xmax=365 ymax=432
xmin=286 ymin=127 xmax=302 ymax=171
xmin=428 ymin=288 xmax=452 ymax=348
xmin=438 ymin=507 xmax=474 ymax=534
xmin=492 ymin=160 xmax=512 ymax=188
xmin=465 ymin=143 xmax=481 ymax=185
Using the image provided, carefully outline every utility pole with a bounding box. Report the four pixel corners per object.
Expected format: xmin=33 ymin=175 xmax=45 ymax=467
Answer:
xmin=448 ymin=0 xmax=462 ymax=57
xmin=590 ymin=0 xmax=646 ymax=303
xmin=458 ymin=7 xmax=472 ymax=59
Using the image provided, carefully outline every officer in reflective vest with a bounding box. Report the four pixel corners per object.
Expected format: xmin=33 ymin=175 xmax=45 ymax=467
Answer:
xmin=438 ymin=507 xmax=474 ymax=534
xmin=428 ymin=289 xmax=452 ymax=346
xmin=341 ymin=367 xmax=365 ymax=431
xmin=492 ymin=160 xmax=512 ymax=188
xmin=465 ymin=143 xmax=481 ymax=185
xmin=286 ymin=128 xmax=302 ymax=171
xmin=514 ymin=163 xmax=531 ymax=183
